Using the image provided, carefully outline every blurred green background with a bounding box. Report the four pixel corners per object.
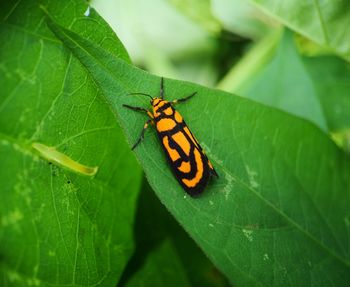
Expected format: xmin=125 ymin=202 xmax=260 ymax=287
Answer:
xmin=91 ymin=0 xmax=273 ymax=87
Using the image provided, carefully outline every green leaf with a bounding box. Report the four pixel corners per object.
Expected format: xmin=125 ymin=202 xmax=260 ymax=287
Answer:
xmin=120 ymin=179 xmax=230 ymax=287
xmin=302 ymin=55 xmax=350 ymax=132
xmin=236 ymin=30 xmax=328 ymax=131
xmin=0 ymin=0 xmax=141 ymax=286
xmin=49 ymin=19 xmax=350 ymax=286
xmin=251 ymin=0 xmax=350 ymax=61
xmin=232 ymin=29 xmax=350 ymax=136
xmin=303 ymin=55 xmax=350 ymax=152
xmin=125 ymin=239 xmax=191 ymax=287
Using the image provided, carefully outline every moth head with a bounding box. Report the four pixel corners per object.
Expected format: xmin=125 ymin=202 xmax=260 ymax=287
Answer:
xmin=151 ymin=97 xmax=162 ymax=106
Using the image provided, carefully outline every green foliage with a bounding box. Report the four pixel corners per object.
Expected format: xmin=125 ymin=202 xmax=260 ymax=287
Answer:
xmin=238 ymin=30 xmax=328 ymax=131
xmin=125 ymin=239 xmax=192 ymax=287
xmin=252 ymin=0 xmax=350 ymax=61
xmin=0 ymin=0 xmax=140 ymax=286
xmin=49 ymin=15 xmax=350 ymax=286
xmin=121 ymin=179 xmax=229 ymax=287
xmin=223 ymin=29 xmax=350 ymax=148
xmin=1 ymin=0 xmax=349 ymax=287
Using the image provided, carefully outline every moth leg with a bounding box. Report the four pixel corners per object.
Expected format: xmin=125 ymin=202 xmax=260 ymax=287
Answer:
xmin=172 ymin=92 xmax=197 ymax=104
xmin=131 ymin=119 xmax=153 ymax=150
xmin=123 ymin=104 xmax=154 ymax=119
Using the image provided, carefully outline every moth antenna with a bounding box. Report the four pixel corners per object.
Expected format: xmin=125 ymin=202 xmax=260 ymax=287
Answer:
xmin=160 ymin=77 xmax=164 ymax=99
xmin=128 ymin=92 xmax=153 ymax=100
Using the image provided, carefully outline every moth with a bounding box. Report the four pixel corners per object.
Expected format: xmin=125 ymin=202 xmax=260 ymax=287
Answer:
xmin=123 ymin=78 xmax=218 ymax=196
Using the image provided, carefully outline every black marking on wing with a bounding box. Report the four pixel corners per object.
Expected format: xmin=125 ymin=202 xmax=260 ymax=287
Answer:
xmin=157 ymin=120 xmax=211 ymax=196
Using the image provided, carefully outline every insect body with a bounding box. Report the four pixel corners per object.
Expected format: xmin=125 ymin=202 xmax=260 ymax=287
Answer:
xmin=123 ymin=78 xmax=218 ymax=196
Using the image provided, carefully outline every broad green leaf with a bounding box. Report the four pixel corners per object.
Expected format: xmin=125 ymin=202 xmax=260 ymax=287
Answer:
xmin=302 ymin=55 xmax=350 ymax=132
xmin=120 ymin=179 xmax=229 ymax=287
xmin=0 ymin=1 xmax=141 ymax=286
xmin=49 ymin=20 xmax=350 ymax=286
xmin=232 ymin=29 xmax=350 ymax=138
xmin=303 ymin=54 xmax=350 ymax=152
xmin=251 ymin=0 xmax=350 ymax=61
xmin=236 ymin=30 xmax=328 ymax=131
xmin=125 ymin=239 xmax=191 ymax=287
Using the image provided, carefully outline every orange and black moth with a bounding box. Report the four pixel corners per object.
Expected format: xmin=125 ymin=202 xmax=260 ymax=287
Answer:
xmin=123 ymin=78 xmax=218 ymax=196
